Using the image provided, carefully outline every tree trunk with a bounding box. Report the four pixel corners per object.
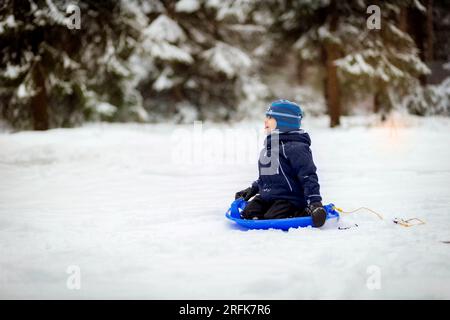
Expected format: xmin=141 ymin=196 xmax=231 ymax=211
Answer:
xmin=399 ymin=7 xmax=408 ymax=32
xmin=31 ymin=63 xmax=49 ymax=130
xmin=408 ymin=5 xmax=428 ymax=85
xmin=373 ymin=77 xmax=383 ymax=114
xmin=373 ymin=91 xmax=381 ymax=114
xmin=324 ymin=6 xmax=340 ymax=128
xmin=373 ymin=88 xmax=387 ymax=121
xmin=325 ymin=44 xmax=340 ymax=127
xmin=425 ymin=0 xmax=434 ymax=62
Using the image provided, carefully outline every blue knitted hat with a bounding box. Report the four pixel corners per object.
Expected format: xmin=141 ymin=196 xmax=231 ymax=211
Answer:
xmin=266 ymin=99 xmax=303 ymax=132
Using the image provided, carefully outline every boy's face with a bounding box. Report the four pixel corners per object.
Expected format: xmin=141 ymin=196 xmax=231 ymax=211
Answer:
xmin=264 ymin=116 xmax=277 ymax=134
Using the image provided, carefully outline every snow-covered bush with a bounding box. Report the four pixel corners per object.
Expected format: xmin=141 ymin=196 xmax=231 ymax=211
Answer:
xmin=404 ymin=77 xmax=450 ymax=116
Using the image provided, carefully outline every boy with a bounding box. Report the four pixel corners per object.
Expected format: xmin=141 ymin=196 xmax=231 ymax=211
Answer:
xmin=234 ymin=99 xmax=327 ymax=227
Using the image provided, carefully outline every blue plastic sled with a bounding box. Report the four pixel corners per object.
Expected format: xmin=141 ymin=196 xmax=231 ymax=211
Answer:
xmin=225 ymin=198 xmax=340 ymax=231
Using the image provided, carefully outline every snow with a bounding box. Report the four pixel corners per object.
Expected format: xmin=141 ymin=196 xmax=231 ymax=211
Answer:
xmin=317 ymin=24 xmax=341 ymax=45
xmin=16 ymin=83 xmax=30 ymax=98
xmin=202 ymin=42 xmax=252 ymax=78
xmin=142 ymin=15 xmax=193 ymax=64
xmin=0 ymin=14 xmax=16 ymax=34
xmin=404 ymin=77 xmax=450 ymax=116
xmin=144 ymin=15 xmax=187 ymax=43
xmin=141 ymin=14 xmax=194 ymax=63
xmin=389 ymin=24 xmax=412 ymax=42
xmin=336 ymin=53 xmax=375 ymax=76
xmin=227 ymin=24 xmax=266 ymax=34
xmin=121 ymin=0 xmax=150 ymax=28
xmin=293 ymin=86 xmax=326 ymax=116
xmin=208 ymin=0 xmax=253 ymax=23
xmin=130 ymin=105 xmax=149 ymax=122
xmin=3 ymin=63 xmax=24 ymax=79
xmin=414 ymin=0 xmax=427 ymax=12
xmin=144 ymin=42 xmax=193 ymax=64
xmin=395 ymin=52 xmax=431 ymax=75
xmin=239 ymin=76 xmax=269 ymax=112
xmin=174 ymin=103 xmax=199 ymax=123
xmin=0 ymin=116 xmax=450 ymax=299
xmin=175 ymin=0 xmax=201 ymax=13
xmin=45 ymin=0 xmax=70 ymax=26
xmin=152 ymin=67 xmax=174 ymax=91
xmin=94 ymin=102 xmax=117 ymax=117
xmin=294 ymin=34 xmax=318 ymax=61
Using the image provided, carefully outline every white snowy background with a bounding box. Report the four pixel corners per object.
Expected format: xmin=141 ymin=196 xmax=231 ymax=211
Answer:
xmin=1 ymin=114 xmax=449 ymax=299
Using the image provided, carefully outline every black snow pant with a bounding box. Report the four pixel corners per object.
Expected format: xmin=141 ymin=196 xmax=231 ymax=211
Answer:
xmin=241 ymin=195 xmax=306 ymax=220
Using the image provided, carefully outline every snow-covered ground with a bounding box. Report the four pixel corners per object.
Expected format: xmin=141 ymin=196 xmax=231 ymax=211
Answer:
xmin=1 ymin=115 xmax=450 ymax=299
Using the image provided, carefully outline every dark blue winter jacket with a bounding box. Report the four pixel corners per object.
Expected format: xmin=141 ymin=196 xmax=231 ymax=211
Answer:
xmin=252 ymin=130 xmax=322 ymax=209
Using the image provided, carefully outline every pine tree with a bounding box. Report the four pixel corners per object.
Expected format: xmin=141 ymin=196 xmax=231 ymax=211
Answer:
xmin=335 ymin=0 xmax=430 ymax=117
xmin=0 ymin=0 xmax=443 ymax=130
xmin=0 ymin=0 xmax=143 ymax=130
xmin=291 ymin=0 xmax=430 ymax=125
xmin=137 ymin=0 xmax=268 ymax=122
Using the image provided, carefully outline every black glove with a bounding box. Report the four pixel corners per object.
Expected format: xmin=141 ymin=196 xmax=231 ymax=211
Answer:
xmin=235 ymin=185 xmax=258 ymax=201
xmin=306 ymin=202 xmax=327 ymax=227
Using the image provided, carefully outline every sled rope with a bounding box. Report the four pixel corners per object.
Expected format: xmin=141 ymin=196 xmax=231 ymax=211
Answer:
xmin=332 ymin=206 xmax=426 ymax=227
xmin=333 ymin=206 xmax=384 ymax=220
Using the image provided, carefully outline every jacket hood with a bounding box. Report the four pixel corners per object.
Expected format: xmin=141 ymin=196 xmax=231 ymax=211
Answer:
xmin=264 ymin=130 xmax=311 ymax=149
